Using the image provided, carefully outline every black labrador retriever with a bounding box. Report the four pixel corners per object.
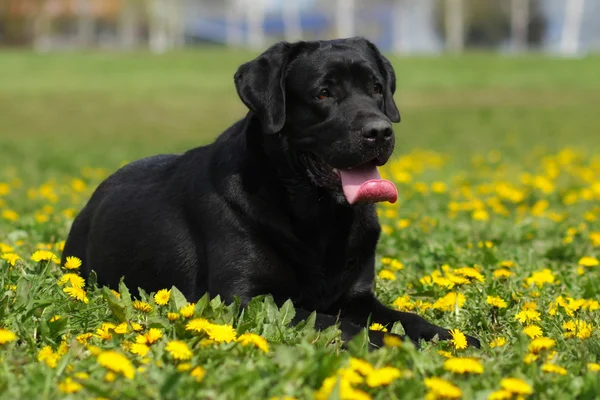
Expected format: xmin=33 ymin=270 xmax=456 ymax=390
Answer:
xmin=62 ymin=37 xmax=479 ymax=349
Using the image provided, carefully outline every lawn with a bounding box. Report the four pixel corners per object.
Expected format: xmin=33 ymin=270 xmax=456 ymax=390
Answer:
xmin=1 ymin=49 xmax=600 ymax=399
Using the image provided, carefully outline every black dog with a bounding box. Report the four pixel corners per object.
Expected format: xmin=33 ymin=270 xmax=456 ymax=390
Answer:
xmin=62 ymin=38 xmax=479 ymax=348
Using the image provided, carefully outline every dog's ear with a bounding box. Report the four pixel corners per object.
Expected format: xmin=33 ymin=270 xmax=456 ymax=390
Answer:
xmin=234 ymin=42 xmax=295 ymax=134
xmin=364 ymin=40 xmax=401 ymax=123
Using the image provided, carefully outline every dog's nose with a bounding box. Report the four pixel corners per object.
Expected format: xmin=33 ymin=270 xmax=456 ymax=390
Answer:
xmin=361 ymin=120 xmax=393 ymax=146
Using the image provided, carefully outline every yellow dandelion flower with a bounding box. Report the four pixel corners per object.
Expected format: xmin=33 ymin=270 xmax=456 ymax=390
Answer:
xmin=1 ymin=253 xmax=21 ymax=266
xmin=472 ymin=209 xmax=490 ymax=221
xmin=488 ymin=389 xmax=513 ymax=400
xmin=438 ymin=350 xmax=453 ymax=358
xmin=57 ymin=341 xmax=68 ymax=356
xmin=349 ymin=358 xmax=374 ymax=376
xmin=145 ymin=328 xmax=163 ymax=344
xmin=37 ymin=346 xmax=60 ymax=368
xmin=167 ymin=312 xmax=180 ymax=321
xmin=392 ymin=295 xmax=415 ymax=311
xmin=486 ymin=296 xmax=508 ymax=308
xmin=514 ymin=309 xmax=541 ymax=324
xmin=0 ymin=328 xmax=17 ymax=345
xmin=450 ymin=329 xmax=468 ymax=350
xmin=587 ymin=363 xmax=600 ymax=371
xmin=130 ymin=343 xmax=150 ymax=357
xmin=489 ymin=337 xmax=507 ymax=348
xmin=578 ymin=256 xmax=599 ymax=267
xmin=454 ymin=267 xmax=485 ymax=283
xmin=501 ymin=377 xmax=533 ymax=395
xmin=104 ymin=372 xmax=116 ymax=382
xmin=523 ymin=353 xmax=538 ymax=364
xmin=237 ymin=333 xmax=269 ymax=353
xmin=30 ymin=250 xmax=59 ymax=263
xmin=58 ymin=273 xmax=85 ymax=288
xmin=528 ymin=337 xmax=555 ymax=354
xmin=97 ymin=350 xmax=135 ymax=379
xmin=154 ymin=289 xmax=171 ymax=306
xmin=179 ymin=303 xmax=196 ymax=318
xmin=186 ymin=318 xmax=213 ymax=333
xmin=73 ymin=372 xmax=89 ymax=380
xmin=541 ymin=363 xmax=568 ymax=376
xmin=165 ymin=340 xmax=192 ymax=360
xmin=369 ymin=323 xmax=388 ymax=332
xmin=132 ymin=300 xmax=153 ymax=313
xmin=563 ymin=319 xmax=593 ymax=339
xmin=110 ymin=289 xmax=121 ymax=299
xmin=493 ymin=269 xmax=514 ymax=279
xmin=522 ymin=325 xmax=543 ymax=339
xmin=2 ymin=209 xmax=19 ymax=222
xmin=424 ymin=377 xmax=462 ymax=399
xmin=113 ymin=322 xmax=128 ymax=334
xmin=433 ymin=292 xmax=466 ymax=312
xmin=190 ymin=366 xmax=206 ymax=382
xmin=58 ymin=377 xmax=83 ymax=394
xmin=76 ymin=332 xmax=94 ymax=344
xmin=88 ymin=345 xmax=102 ymax=356
xmin=383 ymin=334 xmax=404 ymax=348
xmin=206 ymin=324 xmax=237 ymax=343
xmin=525 ymin=268 xmax=556 ymax=287
xmin=63 ymin=256 xmax=82 ymax=270
xmin=63 ymin=287 xmax=89 ymax=304
xmin=365 ymin=366 xmax=401 ymax=387
xmin=131 ymin=322 xmax=143 ymax=332
xmin=378 ymin=270 xmax=396 ymax=281
xmin=444 ymin=357 xmax=484 ymax=374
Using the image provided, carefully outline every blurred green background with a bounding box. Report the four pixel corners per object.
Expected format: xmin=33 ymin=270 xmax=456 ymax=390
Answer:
xmin=1 ymin=50 xmax=599 ymax=181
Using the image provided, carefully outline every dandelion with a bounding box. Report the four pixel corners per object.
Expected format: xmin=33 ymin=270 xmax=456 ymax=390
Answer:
xmin=1 ymin=253 xmax=21 ymax=266
xmin=154 ymin=289 xmax=171 ymax=305
xmin=133 ymin=300 xmax=153 ymax=313
xmin=186 ymin=318 xmax=213 ymax=333
xmin=97 ymin=350 xmax=135 ymax=379
xmin=37 ymin=346 xmax=60 ymax=368
xmin=443 ymin=357 xmax=484 ymax=374
xmin=489 ymin=337 xmax=507 ymax=348
xmin=542 ymin=363 xmax=568 ymax=376
xmin=588 ymin=363 xmax=600 ymax=371
xmin=365 ymin=366 xmax=401 ymax=387
xmin=378 ymin=270 xmax=396 ymax=281
xmin=30 ymin=250 xmax=59 ymax=263
xmin=522 ymin=325 xmax=543 ymax=339
xmin=500 ymin=377 xmax=533 ymax=395
xmin=0 ymin=328 xmax=17 ymax=345
xmin=167 ymin=312 xmax=180 ymax=321
xmin=563 ymin=320 xmax=593 ymax=339
xmin=438 ymin=350 xmax=453 ymax=358
xmin=423 ymin=377 xmax=462 ymax=399
xmin=393 ymin=295 xmax=415 ymax=311
xmin=433 ymin=292 xmax=466 ymax=312
xmin=514 ymin=309 xmax=541 ymax=324
xmin=525 ymin=269 xmax=556 ymax=287
xmin=165 ymin=340 xmax=192 ymax=360
xmin=2 ymin=209 xmax=19 ymax=222
xmin=145 ymin=328 xmax=163 ymax=344
xmin=486 ymin=296 xmax=508 ymax=308
xmin=237 ymin=333 xmax=269 ymax=353
xmin=76 ymin=333 xmax=94 ymax=344
xmin=488 ymin=390 xmax=513 ymax=400
xmin=369 ymin=323 xmax=388 ymax=332
xmin=190 ymin=366 xmax=206 ymax=382
xmin=58 ymin=273 xmax=85 ymax=288
xmin=58 ymin=377 xmax=83 ymax=394
xmin=450 ymin=329 xmax=468 ymax=350
xmin=523 ymin=353 xmax=538 ymax=364
xmin=383 ymin=334 xmax=403 ymax=348
xmin=493 ymin=269 xmax=514 ymax=279
xmin=179 ymin=303 xmax=196 ymax=318
xmin=578 ymin=256 xmax=598 ymax=267
xmin=528 ymin=337 xmax=555 ymax=354
xmin=63 ymin=287 xmax=89 ymax=304
xmin=206 ymin=324 xmax=237 ymax=343
xmin=130 ymin=343 xmax=150 ymax=357
xmin=63 ymin=256 xmax=82 ymax=270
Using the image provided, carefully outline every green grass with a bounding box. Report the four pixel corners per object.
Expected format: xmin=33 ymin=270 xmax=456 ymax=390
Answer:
xmin=1 ymin=49 xmax=600 ymax=399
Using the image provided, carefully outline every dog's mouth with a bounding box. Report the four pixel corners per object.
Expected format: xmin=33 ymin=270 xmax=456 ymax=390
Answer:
xmin=301 ymin=154 xmax=398 ymax=205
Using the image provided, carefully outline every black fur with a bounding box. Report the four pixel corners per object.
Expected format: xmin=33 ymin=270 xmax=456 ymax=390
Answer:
xmin=62 ymin=38 xmax=479 ymax=349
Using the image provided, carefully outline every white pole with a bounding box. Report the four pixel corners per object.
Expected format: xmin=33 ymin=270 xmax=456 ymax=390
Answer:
xmin=510 ymin=0 xmax=530 ymax=52
xmin=336 ymin=0 xmax=355 ymax=38
xmin=560 ymin=0 xmax=586 ymax=56
xmin=226 ymin=0 xmax=244 ymax=47
xmin=245 ymin=0 xmax=265 ymax=49
xmin=445 ymin=0 xmax=464 ymax=53
xmin=282 ymin=0 xmax=302 ymax=42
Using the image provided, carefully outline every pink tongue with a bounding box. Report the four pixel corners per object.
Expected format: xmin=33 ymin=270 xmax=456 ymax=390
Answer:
xmin=338 ymin=163 xmax=398 ymax=205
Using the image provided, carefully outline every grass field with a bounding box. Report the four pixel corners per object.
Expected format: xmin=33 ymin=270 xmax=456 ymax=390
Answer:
xmin=1 ymin=49 xmax=600 ymax=399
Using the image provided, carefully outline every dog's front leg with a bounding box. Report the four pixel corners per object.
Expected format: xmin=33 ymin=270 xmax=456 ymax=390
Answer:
xmin=340 ymin=293 xmax=480 ymax=348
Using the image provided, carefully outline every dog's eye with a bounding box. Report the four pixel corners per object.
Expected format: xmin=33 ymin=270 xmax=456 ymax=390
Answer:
xmin=316 ymin=89 xmax=331 ymax=100
xmin=373 ymin=84 xmax=383 ymax=94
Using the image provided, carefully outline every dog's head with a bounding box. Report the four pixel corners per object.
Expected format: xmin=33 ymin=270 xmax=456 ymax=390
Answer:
xmin=234 ymin=38 xmax=400 ymax=205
